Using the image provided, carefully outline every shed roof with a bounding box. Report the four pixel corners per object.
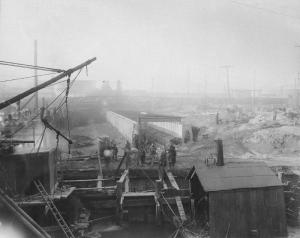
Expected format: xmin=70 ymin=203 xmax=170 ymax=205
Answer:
xmin=190 ymin=161 xmax=283 ymax=192
xmin=113 ymin=110 xmax=182 ymax=123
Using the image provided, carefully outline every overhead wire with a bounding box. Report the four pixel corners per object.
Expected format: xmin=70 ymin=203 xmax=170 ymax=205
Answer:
xmin=8 ymin=68 xmax=83 ymax=138
xmin=0 ymin=60 xmax=65 ymax=73
xmin=0 ymin=72 xmax=57 ymax=83
xmin=20 ymin=80 xmax=67 ymax=110
xmin=0 ymin=67 xmax=83 ymax=155
xmin=53 ymin=68 xmax=82 ymax=114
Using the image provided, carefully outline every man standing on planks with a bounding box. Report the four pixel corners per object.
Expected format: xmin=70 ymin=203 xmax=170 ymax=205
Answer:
xmin=168 ymin=144 xmax=177 ymax=168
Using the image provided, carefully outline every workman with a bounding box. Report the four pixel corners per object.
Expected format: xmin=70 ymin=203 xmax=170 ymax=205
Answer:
xmin=149 ymin=143 xmax=157 ymax=166
xmin=111 ymin=140 xmax=118 ymax=160
xmin=160 ymin=148 xmax=167 ymax=168
xmin=168 ymin=144 xmax=176 ymax=168
xmin=139 ymin=147 xmax=146 ymax=166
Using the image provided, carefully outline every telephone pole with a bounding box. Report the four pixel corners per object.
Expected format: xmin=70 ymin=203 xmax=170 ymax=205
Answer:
xmin=221 ymin=65 xmax=232 ymax=100
xmin=187 ymin=67 xmax=191 ymax=96
xmin=252 ymin=71 xmax=256 ymax=111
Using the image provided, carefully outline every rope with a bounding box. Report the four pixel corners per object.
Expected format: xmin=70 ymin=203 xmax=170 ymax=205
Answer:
xmin=53 ymin=68 xmax=82 ymax=114
xmin=65 ymin=75 xmax=71 ymax=154
xmin=35 ymin=126 xmax=46 ymax=156
xmin=160 ymin=192 xmax=178 ymax=219
xmin=7 ymin=69 xmax=82 ymax=139
xmin=8 ymin=89 xmax=67 ymax=139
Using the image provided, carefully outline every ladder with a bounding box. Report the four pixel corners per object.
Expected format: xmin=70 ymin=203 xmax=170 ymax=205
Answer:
xmin=34 ymin=180 xmax=75 ymax=238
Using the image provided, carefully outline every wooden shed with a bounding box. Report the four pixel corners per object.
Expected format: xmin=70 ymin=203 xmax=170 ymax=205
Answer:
xmin=0 ymin=149 xmax=57 ymax=196
xmin=188 ymin=160 xmax=287 ymax=238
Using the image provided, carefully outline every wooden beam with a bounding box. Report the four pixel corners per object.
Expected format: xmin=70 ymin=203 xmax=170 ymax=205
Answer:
xmin=175 ymin=196 xmax=187 ymax=222
xmin=97 ymin=139 xmax=103 ymax=189
xmin=166 ymin=171 xmax=179 ymax=190
xmin=62 ymin=178 xmax=114 ymax=183
xmin=162 ymin=188 xmax=190 ymax=198
xmin=122 ymin=192 xmax=156 ymax=197
xmin=159 ymin=196 xmax=190 ymax=205
xmin=75 ymin=186 xmax=116 ymax=191
xmin=163 ymin=181 xmax=168 ymax=189
xmin=118 ymin=169 xmax=129 ymax=183
xmin=125 ymin=175 xmax=129 ymax=193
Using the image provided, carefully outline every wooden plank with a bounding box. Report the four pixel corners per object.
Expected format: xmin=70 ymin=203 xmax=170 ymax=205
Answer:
xmin=125 ymin=176 xmax=129 ymax=193
xmin=97 ymin=140 xmax=103 ymax=189
xmin=118 ymin=169 xmax=129 ymax=183
xmin=75 ymin=186 xmax=116 ymax=191
xmin=121 ymin=198 xmax=156 ymax=207
xmin=16 ymin=187 xmax=76 ymax=205
xmin=122 ymin=192 xmax=156 ymax=197
xmin=159 ymin=196 xmax=190 ymax=205
xmin=163 ymin=188 xmax=190 ymax=197
xmin=163 ymin=181 xmax=168 ymax=189
xmin=166 ymin=171 xmax=180 ymax=190
xmin=175 ymin=196 xmax=187 ymax=222
xmin=62 ymin=178 xmax=114 ymax=183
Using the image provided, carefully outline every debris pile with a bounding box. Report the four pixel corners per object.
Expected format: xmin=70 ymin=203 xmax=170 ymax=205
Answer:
xmin=243 ymin=127 xmax=300 ymax=154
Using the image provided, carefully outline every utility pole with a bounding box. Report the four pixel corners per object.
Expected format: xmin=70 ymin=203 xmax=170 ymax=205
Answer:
xmin=34 ymin=40 xmax=38 ymax=112
xmin=151 ymin=77 xmax=154 ymax=112
xmin=221 ymin=65 xmax=232 ymax=101
xmin=252 ymin=71 xmax=256 ymax=111
xmin=187 ymin=67 xmax=191 ymax=96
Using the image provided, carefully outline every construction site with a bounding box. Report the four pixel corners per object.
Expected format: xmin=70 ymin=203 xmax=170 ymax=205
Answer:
xmin=1 ymin=0 xmax=300 ymax=238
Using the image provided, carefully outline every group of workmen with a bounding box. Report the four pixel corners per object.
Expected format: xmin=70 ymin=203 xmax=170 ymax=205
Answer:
xmin=150 ymin=143 xmax=177 ymax=168
xmin=122 ymin=140 xmax=177 ymax=168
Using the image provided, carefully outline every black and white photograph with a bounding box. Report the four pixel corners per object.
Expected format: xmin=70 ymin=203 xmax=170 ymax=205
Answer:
xmin=0 ymin=0 xmax=300 ymax=237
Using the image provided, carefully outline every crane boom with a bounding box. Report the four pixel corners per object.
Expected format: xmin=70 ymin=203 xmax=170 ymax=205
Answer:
xmin=0 ymin=57 xmax=96 ymax=110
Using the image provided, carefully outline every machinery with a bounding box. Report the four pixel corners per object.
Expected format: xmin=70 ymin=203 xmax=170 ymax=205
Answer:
xmin=98 ymin=136 xmax=117 ymax=160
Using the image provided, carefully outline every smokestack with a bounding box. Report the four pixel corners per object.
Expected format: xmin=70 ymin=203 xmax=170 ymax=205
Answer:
xmin=215 ymin=139 xmax=224 ymax=166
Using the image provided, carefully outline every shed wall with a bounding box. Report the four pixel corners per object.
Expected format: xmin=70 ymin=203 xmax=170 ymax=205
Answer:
xmin=0 ymin=150 xmax=56 ymax=196
xmin=209 ymin=187 xmax=286 ymax=238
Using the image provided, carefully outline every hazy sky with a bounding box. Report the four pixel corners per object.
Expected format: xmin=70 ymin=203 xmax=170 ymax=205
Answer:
xmin=0 ymin=0 xmax=300 ymax=94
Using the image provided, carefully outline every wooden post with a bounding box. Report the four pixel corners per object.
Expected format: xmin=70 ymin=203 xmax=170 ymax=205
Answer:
xmin=116 ymin=169 xmax=129 ymax=223
xmin=125 ymin=175 xmax=129 ymax=193
xmin=116 ymin=180 xmax=123 ymax=223
xmin=155 ymin=180 xmax=163 ymax=225
xmin=215 ymin=139 xmax=224 ymax=166
xmin=155 ymin=202 xmax=162 ymax=226
xmin=191 ymin=198 xmax=195 ymax=221
xmin=155 ymin=179 xmax=163 ymax=197
xmin=97 ymin=139 xmax=103 ymax=190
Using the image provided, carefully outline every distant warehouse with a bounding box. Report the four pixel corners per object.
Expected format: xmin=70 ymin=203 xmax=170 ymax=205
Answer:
xmin=106 ymin=110 xmax=183 ymax=145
